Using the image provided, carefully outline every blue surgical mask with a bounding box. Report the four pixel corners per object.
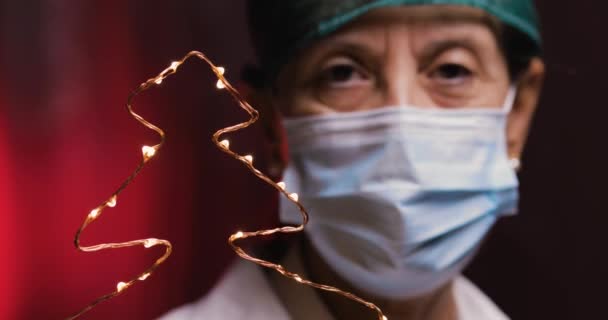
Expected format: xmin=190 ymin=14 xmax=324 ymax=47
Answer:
xmin=279 ymin=89 xmax=519 ymax=299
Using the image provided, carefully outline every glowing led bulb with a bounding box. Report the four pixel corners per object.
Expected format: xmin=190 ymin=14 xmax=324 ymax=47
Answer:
xmin=107 ymin=196 xmax=117 ymax=208
xmin=142 ymin=145 xmax=156 ymax=159
xmin=169 ymin=61 xmax=179 ymax=71
xmin=294 ymin=275 xmax=303 ymax=282
xmin=216 ymin=80 xmax=226 ymax=89
xmin=88 ymin=208 xmax=101 ymax=219
xmin=143 ymin=239 xmax=158 ymax=248
xmin=243 ymin=155 xmax=253 ymax=164
xmin=289 ymin=193 xmax=299 ymax=201
xmin=215 ymin=66 xmax=226 ymax=89
xmin=219 ymin=139 xmax=230 ymax=149
xmin=382 ymin=316 xmax=388 ymax=320
xmin=154 ymin=78 xmax=163 ymax=85
xmin=139 ymin=273 xmax=151 ymax=281
xmin=277 ymin=182 xmax=286 ymax=190
xmin=234 ymin=231 xmax=244 ymax=239
xmin=116 ymin=281 xmax=128 ymax=292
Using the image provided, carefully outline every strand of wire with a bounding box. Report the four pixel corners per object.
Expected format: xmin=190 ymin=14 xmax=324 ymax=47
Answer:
xmin=193 ymin=51 xmax=387 ymax=320
xmin=68 ymin=50 xmax=387 ymax=320
xmin=66 ymin=60 xmax=175 ymax=320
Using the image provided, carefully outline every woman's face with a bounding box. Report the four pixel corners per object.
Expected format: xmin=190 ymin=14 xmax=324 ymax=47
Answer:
xmin=273 ymin=5 xmax=512 ymax=117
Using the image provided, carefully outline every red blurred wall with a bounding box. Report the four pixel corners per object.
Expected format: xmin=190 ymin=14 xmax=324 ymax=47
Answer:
xmin=1 ymin=1 xmax=275 ymax=319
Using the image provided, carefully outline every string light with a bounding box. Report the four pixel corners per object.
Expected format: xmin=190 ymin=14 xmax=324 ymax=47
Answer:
xmin=219 ymin=139 xmax=230 ymax=149
xmin=106 ymin=196 xmax=117 ymax=208
xmin=68 ymin=51 xmax=386 ymax=320
xmin=88 ymin=208 xmax=101 ymax=220
xmin=141 ymin=145 xmax=157 ymax=160
xmin=243 ymin=154 xmax=253 ymax=164
xmin=169 ymin=61 xmax=180 ymax=71
xmin=216 ymin=80 xmax=226 ymax=89
xmin=143 ymin=238 xmax=160 ymax=248
xmin=216 ymin=66 xmax=226 ymax=89
xmin=116 ymin=282 xmax=128 ymax=293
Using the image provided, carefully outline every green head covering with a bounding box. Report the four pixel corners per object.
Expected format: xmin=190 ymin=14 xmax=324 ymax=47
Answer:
xmin=246 ymin=0 xmax=541 ymax=84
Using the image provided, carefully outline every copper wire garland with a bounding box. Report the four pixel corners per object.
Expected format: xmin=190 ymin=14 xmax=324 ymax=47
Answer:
xmin=68 ymin=51 xmax=387 ymax=320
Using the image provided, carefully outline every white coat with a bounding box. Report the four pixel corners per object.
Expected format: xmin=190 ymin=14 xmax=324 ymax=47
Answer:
xmin=159 ymin=244 xmax=509 ymax=320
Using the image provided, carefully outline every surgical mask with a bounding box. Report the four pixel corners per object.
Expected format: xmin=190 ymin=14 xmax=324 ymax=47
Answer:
xmin=279 ymin=89 xmax=519 ymax=299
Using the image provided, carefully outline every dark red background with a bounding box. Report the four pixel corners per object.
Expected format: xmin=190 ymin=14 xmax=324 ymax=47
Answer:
xmin=0 ymin=1 xmax=606 ymax=319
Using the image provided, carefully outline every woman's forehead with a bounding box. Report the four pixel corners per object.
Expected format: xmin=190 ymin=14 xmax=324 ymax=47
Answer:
xmin=303 ymin=5 xmax=501 ymax=59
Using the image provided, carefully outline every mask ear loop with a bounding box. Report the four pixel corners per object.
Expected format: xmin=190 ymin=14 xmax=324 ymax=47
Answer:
xmin=502 ymin=85 xmax=522 ymax=171
xmin=502 ymin=85 xmax=518 ymax=113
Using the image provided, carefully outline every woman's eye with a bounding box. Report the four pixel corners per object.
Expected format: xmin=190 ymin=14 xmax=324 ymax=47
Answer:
xmin=319 ymin=63 xmax=369 ymax=88
xmin=430 ymin=63 xmax=473 ymax=84
xmin=312 ymin=58 xmax=375 ymax=111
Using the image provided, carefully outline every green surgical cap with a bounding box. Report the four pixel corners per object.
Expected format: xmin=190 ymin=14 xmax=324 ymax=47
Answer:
xmin=246 ymin=0 xmax=541 ymax=84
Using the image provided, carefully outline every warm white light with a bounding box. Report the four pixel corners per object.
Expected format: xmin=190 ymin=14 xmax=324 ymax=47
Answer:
xmin=142 ymin=145 xmax=156 ymax=159
xmin=277 ymin=182 xmax=286 ymax=190
xmin=382 ymin=316 xmax=388 ymax=320
xmin=234 ymin=231 xmax=244 ymax=239
xmin=144 ymin=239 xmax=158 ymax=248
xmin=154 ymin=78 xmax=163 ymax=85
xmin=219 ymin=139 xmax=230 ymax=149
xmin=107 ymin=196 xmax=117 ymax=208
xmin=216 ymin=80 xmax=226 ymax=89
xmin=294 ymin=275 xmax=303 ymax=282
xmin=88 ymin=208 xmax=101 ymax=219
xmin=243 ymin=155 xmax=253 ymax=164
xmin=289 ymin=193 xmax=299 ymax=201
xmin=138 ymin=273 xmax=151 ymax=281
xmin=169 ymin=61 xmax=179 ymax=71
xmin=116 ymin=281 xmax=128 ymax=292
xmin=217 ymin=66 xmax=225 ymax=75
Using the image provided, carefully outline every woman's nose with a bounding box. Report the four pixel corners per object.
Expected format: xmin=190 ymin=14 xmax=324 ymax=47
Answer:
xmin=384 ymin=80 xmax=410 ymax=106
xmin=372 ymin=28 xmax=435 ymax=109
xmin=380 ymin=46 xmax=424 ymax=107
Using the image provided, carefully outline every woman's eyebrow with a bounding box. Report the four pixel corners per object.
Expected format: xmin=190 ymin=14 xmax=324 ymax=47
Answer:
xmin=318 ymin=34 xmax=384 ymax=57
xmin=306 ymin=37 xmax=384 ymax=69
xmin=417 ymin=38 xmax=480 ymax=68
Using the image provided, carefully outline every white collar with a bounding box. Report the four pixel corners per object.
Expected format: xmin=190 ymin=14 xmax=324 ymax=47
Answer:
xmin=268 ymin=243 xmax=509 ymax=320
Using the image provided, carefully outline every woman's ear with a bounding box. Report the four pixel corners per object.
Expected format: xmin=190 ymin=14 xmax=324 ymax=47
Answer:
xmin=506 ymin=57 xmax=545 ymax=165
xmin=243 ymin=83 xmax=287 ymax=179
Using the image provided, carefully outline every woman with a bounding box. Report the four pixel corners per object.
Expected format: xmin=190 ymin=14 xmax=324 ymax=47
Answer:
xmin=161 ymin=0 xmax=544 ymax=319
